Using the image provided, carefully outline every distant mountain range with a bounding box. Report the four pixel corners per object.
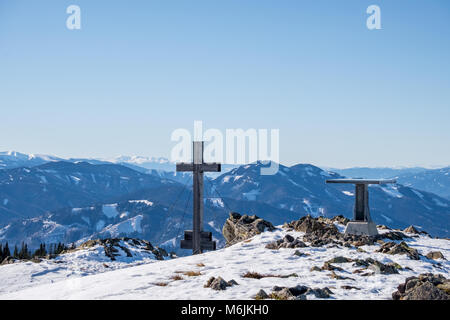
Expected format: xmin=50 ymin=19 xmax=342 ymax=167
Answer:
xmin=0 ymin=161 xmax=175 ymax=224
xmin=327 ymin=167 xmax=430 ymax=179
xmin=0 ymin=162 xmax=300 ymax=252
xmin=214 ymin=162 xmax=450 ymax=236
xmin=396 ymin=167 xmax=450 ymax=200
xmin=3 ymin=151 xmax=448 ymax=198
xmin=0 ymin=155 xmax=448 ymax=253
xmin=326 ymin=165 xmax=450 ymax=201
xmin=0 ymin=151 xmax=62 ymax=169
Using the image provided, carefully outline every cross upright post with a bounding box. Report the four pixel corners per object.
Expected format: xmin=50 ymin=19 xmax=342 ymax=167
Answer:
xmin=177 ymin=141 xmax=221 ymax=254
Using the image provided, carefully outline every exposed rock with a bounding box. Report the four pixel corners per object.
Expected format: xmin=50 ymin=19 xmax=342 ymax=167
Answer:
xmin=377 ymin=241 xmax=420 ymax=260
xmin=272 ymin=288 xmax=295 ymax=300
xmin=381 ymin=231 xmax=409 ymax=241
xmin=227 ymin=279 xmax=239 ymax=286
xmin=341 ymin=285 xmax=361 ymax=290
xmin=403 ymin=225 xmax=421 ymax=234
xmin=426 ymin=251 xmax=445 ymax=260
xmin=284 ymin=215 xmax=408 ymax=248
xmin=254 ymin=289 xmax=269 ymax=300
xmin=310 ymin=266 xmax=322 ymax=272
xmin=204 ymin=276 xmax=238 ymax=291
xmin=329 ymin=271 xmax=354 ymax=280
xmin=285 ymin=215 xmax=330 ymax=233
xmin=223 ymin=212 xmax=275 ymax=246
xmin=403 ymin=225 xmax=428 ymax=236
xmin=76 ymin=238 xmax=168 ymax=261
xmin=270 ymin=285 xmax=309 ymax=300
xmin=293 ymin=250 xmax=309 ymax=257
xmin=322 ymin=262 xmax=344 ymax=272
xmin=265 ymin=235 xmax=307 ymax=250
xmin=326 ymin=256 xmax=353 ymax=264
xmin=209 ymin=277 xmax=228 ymax=291
xmin=392 ymin=274 xmax=449 ymax=300
xmin=296 ymin=216 xmax=342 ymax=247
xmin=288 ymin=285 xmax=309 ymax=296
xmin=306 ymin=287 xmax=333 ymax=299
xmin=1 ymin=256 xmax=15 ymax=265
xmin=317 ymin=215 xmax=350 ymax=226
xmin=437 ymin=282 xmax=450 ymax=294
xmin=352 ymin=258 xmax=402 ymax=274
xmin=368 ymin=262 xmax=399 ymax=275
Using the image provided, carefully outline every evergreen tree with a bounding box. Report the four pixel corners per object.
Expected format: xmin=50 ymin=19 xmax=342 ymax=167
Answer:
xmin=34 ymin=243 xmax=47 ymax=257
xmin=3 ymin=242 xmax=10 ymax=258
xmin=19 ymin=242 xmax=31 ymax=260
xmin=13 ymin=245 xmax=18 ymax=259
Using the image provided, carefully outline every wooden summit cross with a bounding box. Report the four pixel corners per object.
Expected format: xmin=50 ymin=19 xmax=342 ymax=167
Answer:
xmin=177 ymin=141 xmax=221 ymax=255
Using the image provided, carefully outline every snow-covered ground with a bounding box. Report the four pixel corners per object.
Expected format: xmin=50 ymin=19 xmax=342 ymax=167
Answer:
xmin=0 ymin=226 xmax=448 ymax=300
xmin=0 ymin=239 xmax=166 ymax=296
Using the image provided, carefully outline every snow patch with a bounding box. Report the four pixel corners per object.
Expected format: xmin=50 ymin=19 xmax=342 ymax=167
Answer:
xmin=102 ymin=204 xmax=119 ymax=219
xmin=209 ymin=198 xmax=224 ymax=208
xmin=379 ymin=185 xmax=403 ymax=198
xmin=243 ymin=189 xmax=260 ymax=201
xmin=100 ymin=215 xmax=143 ymax=237
xmin=129 ymin=200 xmax=154 ymax=206
xmin=433 ymin=198 xmax=448 ymax=207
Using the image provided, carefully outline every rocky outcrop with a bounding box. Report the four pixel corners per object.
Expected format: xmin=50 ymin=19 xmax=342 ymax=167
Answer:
xmin=392 ymin=274 xmax=449 ymax=300
xmin=1 ymin=256 xmax=15 ymax=265
xmin=260 ymin=285 xmax=333 ymax=300
xmin=326 ymin=256 xmax=353 ymax=264
xmin=223 ymin=212 xmax=275 ymax=246
xmin=321 ymin=256 xmax=403 ymax=275
xmin=284 ymin=215 xmax=342 ymax=246
xmin=403 ymin=225 xmax=421 ymax=234
xmin=359 ymin=258 xmax=403 ymax=274
xmin=270 ymin=285 xmax=308 ymax=300
xmin=376 ymin=241 xmax=420 ymax=260
xmin=317 ymin=215 xmax=350 ymax=226
xmin=403 ymin=225 xmax=429 ymax=236
xmin=306 ymin=287 xmax=334 ymax=299
xmin=77 ymin=238 xmax=169 ymax=261
xmin=254 ymin=289 xmax=269 ymax=300
xmin=204 ymin=276 xmax=238 ymax=290
xmin=321 ymin=262 xmax=344 ymax=271
xmin=285 ymin=215 xmax=337 ymax=234
xmin=283 ymin=215 xmax=409 ymax=248
xmin=265 ymin=234 xmax=307 ymax=250
xmin=426 ymin=251 xmax=445 ymax=260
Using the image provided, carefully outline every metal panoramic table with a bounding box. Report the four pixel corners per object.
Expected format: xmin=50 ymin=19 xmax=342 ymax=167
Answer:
xmin=325 ymin=179 xmax=397 ymax=236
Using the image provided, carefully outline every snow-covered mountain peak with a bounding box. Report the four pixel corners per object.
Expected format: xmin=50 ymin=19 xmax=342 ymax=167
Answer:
xmin=108 ymin=155 xmax=171 ymax=165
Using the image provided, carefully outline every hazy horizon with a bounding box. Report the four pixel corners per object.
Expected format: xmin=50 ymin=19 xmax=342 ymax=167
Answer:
xmin=0 ymin=149 xmax=448 ymax=170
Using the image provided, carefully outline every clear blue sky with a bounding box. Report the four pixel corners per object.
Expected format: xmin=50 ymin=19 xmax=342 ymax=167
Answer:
xmin=0 ymin=0 xmax=449 ymax=167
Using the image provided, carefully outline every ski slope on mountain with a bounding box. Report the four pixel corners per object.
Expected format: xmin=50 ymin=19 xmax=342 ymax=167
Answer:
xmin=0 ymin=224 xmax=448 ymax=300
